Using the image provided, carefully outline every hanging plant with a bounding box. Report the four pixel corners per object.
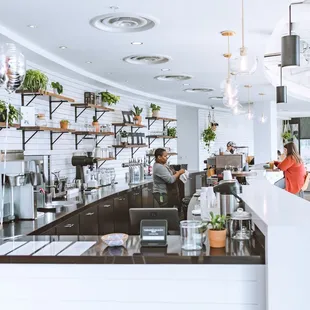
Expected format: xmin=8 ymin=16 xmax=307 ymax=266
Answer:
xmin=281 ymin=130 xmax=293 ymax=142
xmin=202 ymin=126 xmax=216 ymax=150
xmin=100 ymin=91 xmax=120 ymax=105
xmin=0 ymin=100 xmax=22 ymax=125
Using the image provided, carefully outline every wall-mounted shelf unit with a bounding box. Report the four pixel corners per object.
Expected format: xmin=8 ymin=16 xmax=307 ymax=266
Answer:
xmin=0 ymin=123 xmax=20 ymax=131
xmin=96 ymin=157 xmax=115 ymax=169
xmin=17 ymin=90 xmax=75 ymax=120
xmin=71 ymin=103 xmax=114 ymax=122
xmin=112 ymin=144 xmax=147 ymax=159
xmin=145 ymin=117 xmax=177 ymax=130
xmin=18 ymin=126 xmax=75 ymax=150
xmin=146 ymin=135 xmax=177 ymax=147
xmin=112 ymin=122 xmax=146 ymax=135
xmin=73 ymin=131 xmax=114 ymax=149
xmin=146 ymin=152 xmax=178 ymax=164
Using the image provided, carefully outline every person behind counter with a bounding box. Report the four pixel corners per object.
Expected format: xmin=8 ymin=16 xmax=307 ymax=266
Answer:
xmin=274 ymin=142 xmax=306 ymax=198
xmin=224 ymin=141 xmax=236 ymax=154
xmin=153 ymin=148 xmax=185 ymax=208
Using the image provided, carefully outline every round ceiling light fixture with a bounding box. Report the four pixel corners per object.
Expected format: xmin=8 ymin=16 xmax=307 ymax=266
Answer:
xmin=90 ymin=13 xmax=158 ymax=33
xmin=209 ymin=96 xmax=224 ymax=101
xmin=154 ymin=74 xmax=193 ymax=81
xmin=123 ymin=55 xmax=170 ymax=65
xmin=131 ymin=41 xmax=143 ymax=45
xmin=184 ymin=88 xmax=214 ymax=93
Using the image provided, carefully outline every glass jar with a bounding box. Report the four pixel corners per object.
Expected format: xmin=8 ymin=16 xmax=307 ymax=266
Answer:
xmin=107 ymin=146 xmax=113 ymax=158
xmin=229 ymin=208 xmax=252 ymax=240
xmin=180 ymin=220 xmax=203 ymax=251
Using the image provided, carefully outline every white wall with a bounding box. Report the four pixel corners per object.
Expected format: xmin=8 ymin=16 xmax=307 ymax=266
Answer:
xmin=176 ymin=106 xmax=199 ymax=170
xmin=0 ymin=61 xmax=177 ymax=182
xmin=198 ymin=110 xmax=254 ymax=170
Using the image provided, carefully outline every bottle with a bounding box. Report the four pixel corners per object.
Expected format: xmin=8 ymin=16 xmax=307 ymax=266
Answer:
xmin=139 ymin=158 xmax=145 ymax=181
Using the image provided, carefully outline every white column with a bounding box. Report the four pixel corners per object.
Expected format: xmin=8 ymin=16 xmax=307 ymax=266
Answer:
xmin=253 ymin=100 xmax=277 ymax=164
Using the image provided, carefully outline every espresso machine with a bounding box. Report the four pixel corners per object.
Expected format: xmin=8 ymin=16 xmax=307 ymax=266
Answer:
xmin=71 ymin=151 xmax=97 ymax=184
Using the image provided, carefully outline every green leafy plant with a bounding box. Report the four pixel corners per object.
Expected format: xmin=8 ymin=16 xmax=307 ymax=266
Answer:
xmin=60 ymin=119 xmax=69 ymax=124
xmin=120 ymin=130 xmax=128 ymax=138
xmin=100 ymin=91 xmax=120 ymax=105
xmin=92 ymin=116 xmax=98 ymax=123
xmin=0 ymin=100 xmax=21 ymax=125
xmin=132 ymin=105 xmax=143 ymax=116
xmin=51 ymin=81 xmax=63 ymax=94
xmin=202 ymin=126 xmax=216 ymax=149
xmin=167 ymin=127 xmax=177 ymax=137
xmin=150 ymin=103 xmax=161 ymax=111
xmin=22 ymin=69 xmax=48 ymax=92
xmin=281 ymin=130 xmax=293 ymax=142
xmin=208 ymin=212 xmax=227 ymax=231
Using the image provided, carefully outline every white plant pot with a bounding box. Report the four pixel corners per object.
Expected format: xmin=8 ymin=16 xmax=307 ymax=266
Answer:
xmin=147 ymin=108 xmax=152 ymax=117
xmin=121 ymin=137 xmax=128 ymax=144
xmin=53 ymin=88 xmax=57 ymax=94
xmin=152 ymin=110 xmax=159 ymax=117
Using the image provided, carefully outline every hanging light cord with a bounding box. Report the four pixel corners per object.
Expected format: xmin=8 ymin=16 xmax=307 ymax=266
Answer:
xmin=227 ymin=36 xmax=231 ymax=79
xmin=288 ymin=2 xmax=304 ymax=35
xmin=241 ymin=0 xmax=245 ymax=49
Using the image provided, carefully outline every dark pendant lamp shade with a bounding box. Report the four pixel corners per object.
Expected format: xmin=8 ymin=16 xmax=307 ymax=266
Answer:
xmin=276 ymin=86 xmax=287 ymax=104
xmin=281 ymin=35 xmax=300 ymax=67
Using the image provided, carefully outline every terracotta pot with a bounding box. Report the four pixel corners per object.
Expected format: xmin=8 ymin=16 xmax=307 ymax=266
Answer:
xmin=60 ymin=121 xmax=69 ymax=130
xmin=92 ymin=121 xmax=100 ymax=132
xmin=208 ymin=229 xmax=227 ymax=248
xmin=134 ymin=115 xmax=142 ymax=125
xmin=152 ymin=110 xmax=159 ymax=118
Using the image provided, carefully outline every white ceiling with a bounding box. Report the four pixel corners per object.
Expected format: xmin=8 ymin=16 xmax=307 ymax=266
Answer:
xmin=0 ymin=0 xmax=307 ymax=114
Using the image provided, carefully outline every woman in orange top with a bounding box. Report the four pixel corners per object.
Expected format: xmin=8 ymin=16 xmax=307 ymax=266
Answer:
xmin=274 ymin=142 xmax=306 ymax=197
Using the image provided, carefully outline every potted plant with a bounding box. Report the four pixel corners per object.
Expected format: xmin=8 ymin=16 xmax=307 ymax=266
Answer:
xmin=207 ymin=212 xmax=227 ymax=248
xmin=120 ymin=130 xmax=128 ymax=145
xmin=22 ymin=69 xmax=49 ymax=92
xmin=167 ymin=127 xmax=177 ymax=138
xmin=100 ymin=91 xmax=120 ymax=106
xmin=51 ymin=82 xmax=63 ymax=95
xmin=132 ymin=105 xmax=143 ymax=125
xmin=150 ymin=103 xmax=161 ymax=117
xmin=202 ymin=126 xmax=216 ymax=151
xmin=92 ymin=116 xmax=100 ymax=132
xmin=0 ymin=100 xmax=21 ymax=125
xmin=281 ymin=130 xmax=293 ymax=143
xmin=60 ymin=119 xmax=69 ymax=130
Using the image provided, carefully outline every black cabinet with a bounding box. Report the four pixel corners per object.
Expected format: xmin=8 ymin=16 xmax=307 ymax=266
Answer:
xmin=79 ymin=205 xmax=99 ymax=235
xmin=142 ymin=183 xmax=154 ymax=208
xmin=40 ymin=226 xmax=56 ymax=235
xmin=56 ymin=214 xmax=79 ymax=235
xmin=98 ymin=198 xmax=114 ymax=235
xmin=114 ymin=193 xmax=129 ymax=234
xmin=128 ymin=187 xmax=142 ymax=209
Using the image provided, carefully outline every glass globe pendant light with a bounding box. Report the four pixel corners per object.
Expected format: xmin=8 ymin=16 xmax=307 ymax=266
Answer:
xmin=230 ymin=0 xmax=258 ymax=75
xmin=244 ymin=84 xmax=254 ymax=120
xmin=232 ymin=103 xmax=245 ymax=115
xmin=220 ymin=30 xmax=239 ymax=105
xmin=258 ymin=93 xmax=268 ymax=123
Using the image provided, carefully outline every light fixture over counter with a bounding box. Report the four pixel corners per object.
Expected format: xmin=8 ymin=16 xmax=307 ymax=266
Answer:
xmin=276 ymin=64 xmax=287 ymax=104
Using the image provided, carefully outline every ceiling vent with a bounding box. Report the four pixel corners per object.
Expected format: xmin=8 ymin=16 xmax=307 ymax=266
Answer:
xmin=209 ymin=96 xmax=224 ymax=100
xmin=184 ymin=88 xmax=214 ymax=93
xmin=90 ymin=13 xmax=157 ymax=33
xmin=123 ymin=55 xmax=170 ymax=65
xmin=154 ymin=75 xmax=193 ymax=81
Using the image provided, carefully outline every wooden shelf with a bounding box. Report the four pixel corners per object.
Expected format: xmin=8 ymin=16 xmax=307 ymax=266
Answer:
xmin=145 ymin=117 xmax=177 ymax=122
xmin=0 ymin=122 xmax=20 ymax=128
xmin=19 ymin=126 xmax=75 ymax=133
xmin=73 ymin=131 xmax=114 ymax=136
xmin=71 ymin=103 xmax=114 ymax=112
xmin=146 ymin=153 xmax=178 ymax=156
xmin=16 ymin=90 xmax=75 ymax=102
xmin=113 ymin=144 xmax=147 ymax=148
xmin=112 ymin=123 xmax=146 ymax=128
xmin=96 ymin=158 xmax=115 ymax=161
xmin=146 ymin=135 xmax=177 ymax=139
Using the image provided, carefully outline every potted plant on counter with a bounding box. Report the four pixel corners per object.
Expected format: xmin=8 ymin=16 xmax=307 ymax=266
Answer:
xmin=120 ymin=130 xmax=128 ymax=145
xmin=202 ymin=126 xmax=216 ymax=151
xmin=60 ymin=119 xmax=69 ymax=130
xmin=51 ymin=81 xmax=63 ymax=95
xmin=207 ymin=212 xmax=227 ymax=248
xmin=21 ymin=69 xmax=49 ymax=92
xmin=100 ymin=91 xmax=120 ymax=106
xmin=167 ymin=126 xmax=177 ymax=138
xmin=150 ymin=103 xmax=161 ymax=117
xmin=92 ymin=116 xmax=100 ymax=132
xmin=0 ymin=100 xmax=21 ymax=125
xmin=132 ymin=105 xmax=143 ymax=125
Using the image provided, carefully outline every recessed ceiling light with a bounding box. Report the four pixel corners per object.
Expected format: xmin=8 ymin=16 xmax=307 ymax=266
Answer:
xmin=27 ymin=24 xmax=37 ymax=28
xmin=107 ymin=72 xmax=112 ymax=75
xmin=161 ymin=68 xmax=170 ymax=72
xmin=125 ymin=80 xmax=129 ymax=82
xmin=85 ymin=61 xmax=92 ymax=64
xmin=59 ymin=46 xmax=67 ymax=49
xmin=183 ymin=83 xmax=190 ymax=86
xmin=184 ymin=88 xmax=214 ymax=93
xmin=131 ymin=42 xmax=143 ymax=45
xmin=209 ymin=96 xmax=224 ymax=101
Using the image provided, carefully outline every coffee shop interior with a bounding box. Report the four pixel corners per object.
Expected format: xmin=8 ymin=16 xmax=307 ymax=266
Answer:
xmin=0 ymin=0 xmax=310 ymax=309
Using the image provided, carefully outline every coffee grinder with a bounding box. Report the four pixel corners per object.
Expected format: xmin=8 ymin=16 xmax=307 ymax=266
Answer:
xmin=71 ymin=151 xmax=97 ymax=184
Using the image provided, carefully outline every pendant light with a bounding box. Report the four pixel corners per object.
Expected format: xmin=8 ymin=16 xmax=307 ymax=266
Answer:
xmin=281 ymin=2 xmax=303 ymax=67
xmin=258 ymin=93 xmax=267 ymax=123
xmin=230 ymin=0 xmax=258 ymax=75
xmin=276 ymin=64 xmax=287 ymax=103
xmin=232 ymin=103 xmax=245 ymax=115
xmin=244 ymin=85 xmax=254 ymax=120
xmin=220 ymin=30 xmax=239 ymax=106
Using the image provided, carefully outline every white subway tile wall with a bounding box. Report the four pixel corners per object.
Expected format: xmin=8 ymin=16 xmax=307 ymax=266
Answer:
xmin=198 ymin=109 xmax=254 ymax=170
xmin=0 ymin=61 xmax=177 ymax=182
